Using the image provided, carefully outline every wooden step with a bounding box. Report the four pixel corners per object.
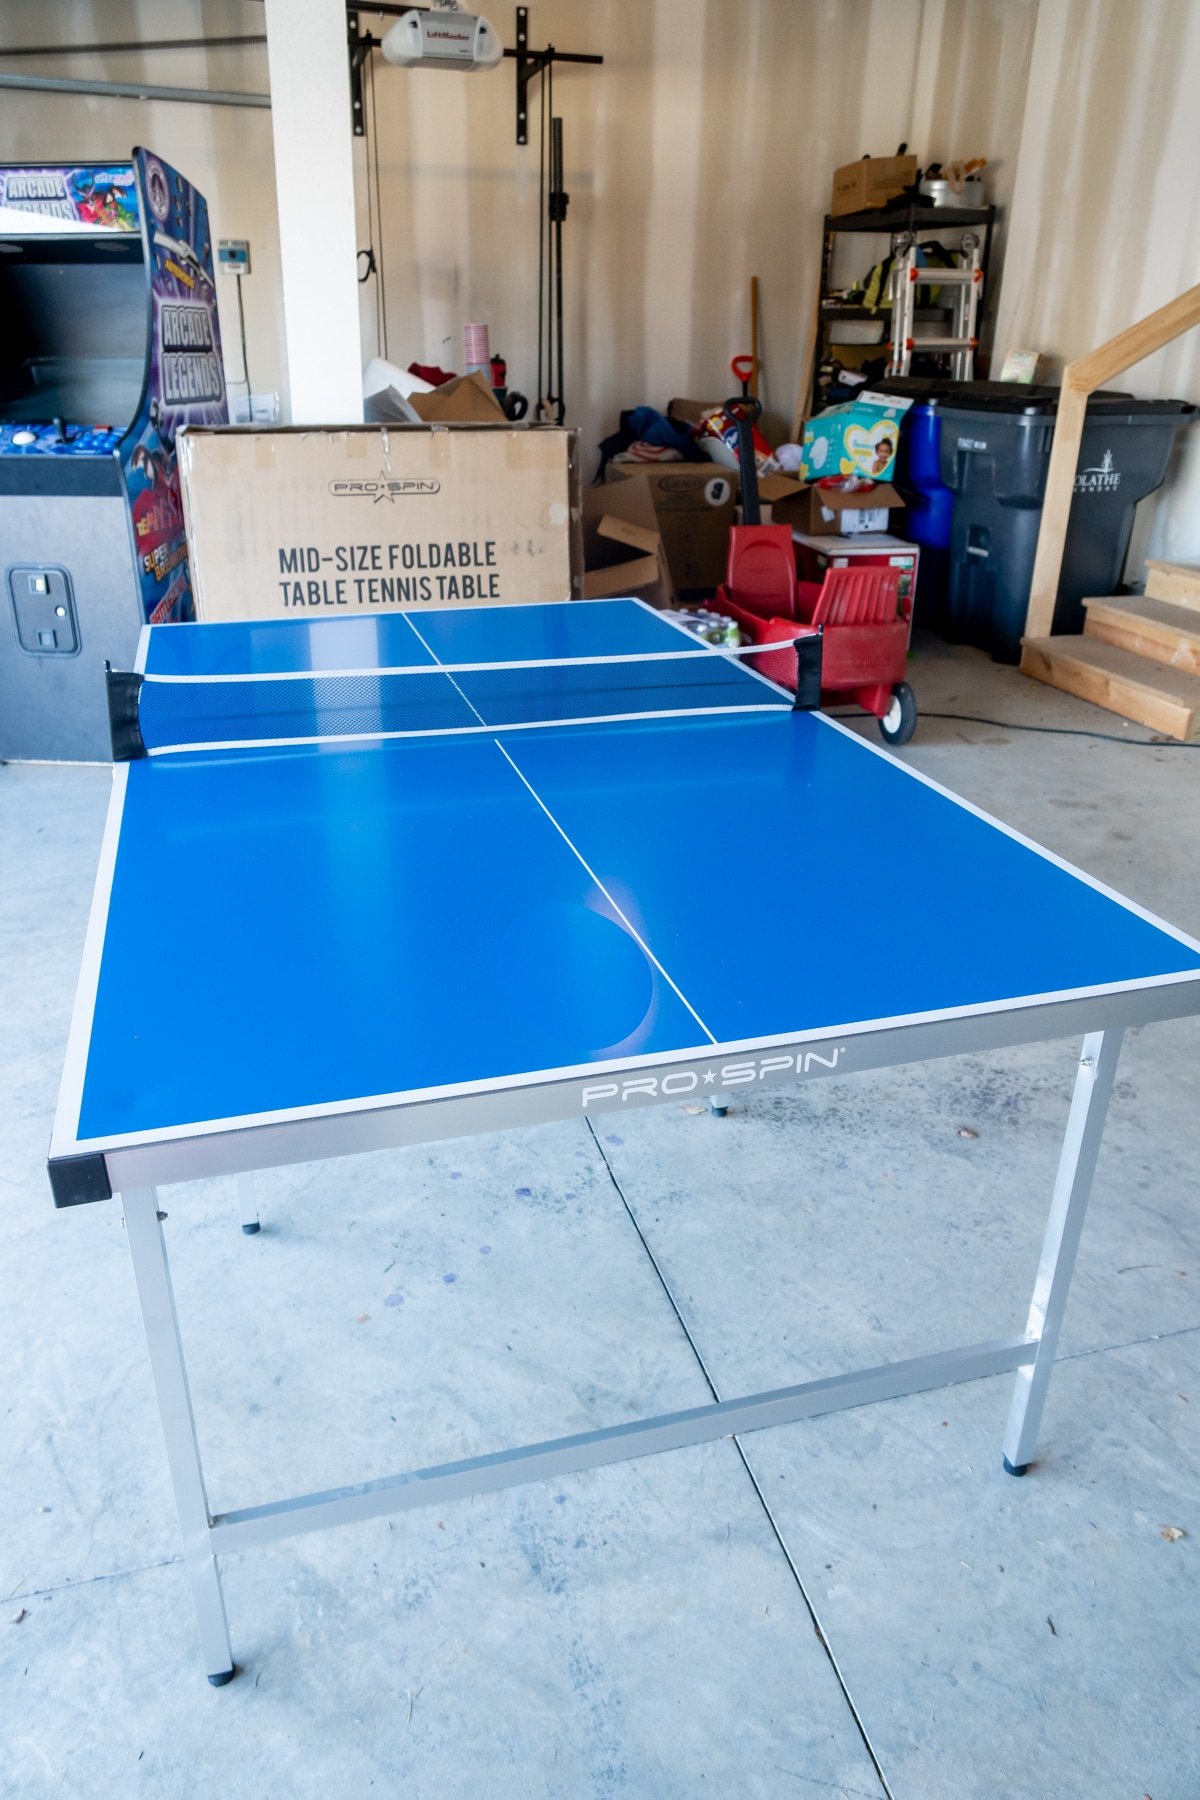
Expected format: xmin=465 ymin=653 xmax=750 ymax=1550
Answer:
xmin=1020 ymin=635 xmax=1200 ymax=740
xmin=1083 ymin=594 xmax=1200 ymax=676
xmin=1144 ymin=559 xmax=1200 ymax=611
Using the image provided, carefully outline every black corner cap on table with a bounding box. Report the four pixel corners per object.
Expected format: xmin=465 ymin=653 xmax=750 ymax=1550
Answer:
xmin=106 ymin=666 xmax=146 ymax=762
xmin=48 ymin=1152 xmax=113 ymax=1208
xmin=792 ymin=627 xmax=824 ymax=711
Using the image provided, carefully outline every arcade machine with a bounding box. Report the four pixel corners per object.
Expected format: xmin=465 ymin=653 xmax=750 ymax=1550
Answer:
xmin=0 ymin=149 xmax=227 ymax=760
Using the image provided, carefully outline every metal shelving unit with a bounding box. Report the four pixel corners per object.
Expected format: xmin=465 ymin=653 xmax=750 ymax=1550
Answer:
xmin=802 ymin=201 xmax=997 ymax=423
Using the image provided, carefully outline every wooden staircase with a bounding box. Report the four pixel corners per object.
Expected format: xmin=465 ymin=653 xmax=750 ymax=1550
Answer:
xmin=1021 ymin=560 xmax=1200 ymax=739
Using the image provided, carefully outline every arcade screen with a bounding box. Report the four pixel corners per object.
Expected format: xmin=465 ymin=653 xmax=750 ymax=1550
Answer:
xmin=0 ymin=235 xmax=146 ymax=431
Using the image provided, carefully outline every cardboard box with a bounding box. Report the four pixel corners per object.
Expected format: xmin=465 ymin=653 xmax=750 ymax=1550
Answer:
xmin=800 ymin=392 xmax=911 ymax=484
xmin=792 ymin=529 xmax=920 ymax=604
xmin=583 ymin=515 xmax=661 ymax=598
xmin=582 ymin=475 xmax=673 ymax=607
xmin=606 ymin=463 xmax=737 ymax=589
xmin=830 ymin=154 xmax=918 ymax=218
xmin=405 ymin=369 xmax=508 ymax=425
xmin=759 ymin=479 xmax=904 ymax=537
xmin=363 ymin=370 xmax=507 ymax=426
xmin=178 ymin=423 xmax=580 ymax=621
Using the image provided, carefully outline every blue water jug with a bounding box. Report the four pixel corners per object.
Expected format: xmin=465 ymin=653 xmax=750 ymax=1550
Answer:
xmin=895 ymin=402 xmax=953 ymax=633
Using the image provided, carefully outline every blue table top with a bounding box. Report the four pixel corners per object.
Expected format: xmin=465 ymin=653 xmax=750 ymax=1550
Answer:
xmin=57 ymin=600 xmax=1200 ymax=1156
xmin=140 ymin=600 xmax=705 ymax=676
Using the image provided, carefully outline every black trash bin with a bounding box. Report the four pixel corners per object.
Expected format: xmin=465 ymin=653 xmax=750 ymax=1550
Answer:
xmin=874 ymin=378 xmax=1131 ymax=639
xmin=936 ymin=389 xmax=1195 ymax=664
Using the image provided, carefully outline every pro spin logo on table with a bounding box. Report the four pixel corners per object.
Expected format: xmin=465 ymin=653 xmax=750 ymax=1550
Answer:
xmin=581 ymin=1045 xmax=846 ymax=1108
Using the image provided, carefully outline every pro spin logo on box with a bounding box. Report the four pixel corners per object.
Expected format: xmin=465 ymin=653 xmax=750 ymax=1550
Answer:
xmin=328 ymin=476 xmax=441 ymax=503
xmin=581 ymin=1045 xmax=846 ymax=1108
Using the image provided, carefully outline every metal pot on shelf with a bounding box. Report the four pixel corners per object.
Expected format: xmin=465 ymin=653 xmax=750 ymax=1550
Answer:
xmin=918 ymin=175 xmax=985 ymax=208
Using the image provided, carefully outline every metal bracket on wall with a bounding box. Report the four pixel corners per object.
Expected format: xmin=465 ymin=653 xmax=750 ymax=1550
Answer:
xmin=346 ymin=5 xmax=601 ymax=143
xmin=506 ymin=7 xmax=603 ymax=146
xmin=347 ymin=10 xmax=376 ymax=137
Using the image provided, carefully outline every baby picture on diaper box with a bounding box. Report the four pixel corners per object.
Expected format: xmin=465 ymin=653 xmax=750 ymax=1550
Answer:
xmin=801 ymin=392 xmax=912 ymax=485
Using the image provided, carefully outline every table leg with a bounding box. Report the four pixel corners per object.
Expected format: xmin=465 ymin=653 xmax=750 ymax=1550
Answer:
xmin=1002 ymin=1029 xmax=1123 ymax=1476
xmin=122 ymin=1188 xmax=235 ymax=1685
xmin=237 ymin=1171 xmax=260 ymax=1236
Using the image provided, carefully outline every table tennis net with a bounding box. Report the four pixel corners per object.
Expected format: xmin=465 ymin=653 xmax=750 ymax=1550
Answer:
xmin=118 ymin=643 xmax=802 ymax=757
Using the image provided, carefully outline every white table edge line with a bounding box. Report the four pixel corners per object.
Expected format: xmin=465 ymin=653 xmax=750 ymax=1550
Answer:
xmin=160 ymin=598 xmax=580 ymax=634
xmin=49 ymin=760 xmax=130 ymax=1155
xmin=816 ymin=711 xmax=1200 ymax=956
xmin=52 ymin=970 xmax=1200 ymax=1160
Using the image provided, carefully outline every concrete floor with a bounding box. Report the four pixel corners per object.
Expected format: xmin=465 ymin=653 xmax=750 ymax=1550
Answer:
xmin=3 ymin=636 xmax=1198 ymax=1800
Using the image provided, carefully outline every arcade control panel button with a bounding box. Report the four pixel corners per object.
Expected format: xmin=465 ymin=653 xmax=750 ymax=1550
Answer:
xmin=0 ymin=421 xmax=124 ymax=457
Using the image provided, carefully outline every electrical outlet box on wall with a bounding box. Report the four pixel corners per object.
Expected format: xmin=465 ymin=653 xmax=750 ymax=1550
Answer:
xmin=230 ymin=392 xmax=280 ymax=424
xmin=218 ymin=239 xmax=251 ymax=275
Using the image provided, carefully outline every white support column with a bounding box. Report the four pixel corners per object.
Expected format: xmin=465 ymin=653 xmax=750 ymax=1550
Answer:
xmin=264 ymin=0 xmax=364 ymax=423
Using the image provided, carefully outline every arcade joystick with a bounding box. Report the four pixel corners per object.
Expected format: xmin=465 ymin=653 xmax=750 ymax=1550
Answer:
xmin=3 ymin=421 xmax=123 ymax=455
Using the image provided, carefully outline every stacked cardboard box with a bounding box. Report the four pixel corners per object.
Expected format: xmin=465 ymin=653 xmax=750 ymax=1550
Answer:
xmin=582 ymin=476 xmax=672 ymax=608
xmin=830 ymin=154 xmax=917 ymax=217
xmin=605 ymin=463 xmax=737 ymax=591
xmin=179 ymin=421 xmax=580 ymax=620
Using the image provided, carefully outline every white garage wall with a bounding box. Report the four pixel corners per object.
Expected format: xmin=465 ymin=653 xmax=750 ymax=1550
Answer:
xmin=991 ymin=0 xmax=1200 ymax=569
xmin=1 ymin=0 xmax=1038 ymax=457
xmin=0 ymin=0 xmax=285 ymax=414
xmin=2 ymin=0 xmax=1197 ymax=574
xmin=360 ymin=0 xmax=1038 ymax=462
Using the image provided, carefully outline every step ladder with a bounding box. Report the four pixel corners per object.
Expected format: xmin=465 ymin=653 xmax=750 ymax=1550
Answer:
xmin=889 ymin=235 xmax=983 ymax=379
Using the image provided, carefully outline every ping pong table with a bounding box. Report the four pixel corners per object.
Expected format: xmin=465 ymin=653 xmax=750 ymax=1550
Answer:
xmin=49 ymin=597 xmax=1200 ymax=1685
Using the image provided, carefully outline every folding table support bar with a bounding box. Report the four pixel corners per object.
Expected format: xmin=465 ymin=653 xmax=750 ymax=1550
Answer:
xmin=123 ymin=1189 xmax=235 ymax=1686
xmin=1003 ymin=1029 xmax=1122 ymax=1473
xmin=212 ymin=1333 xmax=1037 ymax=1554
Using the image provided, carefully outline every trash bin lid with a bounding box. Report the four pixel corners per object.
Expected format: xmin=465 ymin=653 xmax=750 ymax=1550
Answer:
xmin=937 ymin=387 xmax=1191 ymax=418
xmin=872 ymin=378 xmax=1135 ymax=411
xmin=1075 ymin=395 xmax=1195 ymax=416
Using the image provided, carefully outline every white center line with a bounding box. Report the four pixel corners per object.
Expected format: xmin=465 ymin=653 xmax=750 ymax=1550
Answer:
xmin=493 ymin=740 xmax=718 ymax=1047
xmin=401 ymin=613 xmax=489 ymax=727
xmin=394 ymin=612 xmax=717 ymax=1046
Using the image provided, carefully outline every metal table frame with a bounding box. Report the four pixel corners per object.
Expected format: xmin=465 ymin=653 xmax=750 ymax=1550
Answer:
xmin=109 ymin=1017 xmax=1147 ymax=1684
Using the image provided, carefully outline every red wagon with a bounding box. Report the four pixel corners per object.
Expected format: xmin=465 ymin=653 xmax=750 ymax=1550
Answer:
xmin=713 ymin=522 xmax=918 ymax=745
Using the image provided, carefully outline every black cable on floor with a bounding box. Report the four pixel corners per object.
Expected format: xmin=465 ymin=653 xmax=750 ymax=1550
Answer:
xmin=829 ymin=710 xmax=1200 ymax=747
xmin=585 ymin=1116 xmax=897 ymax=1800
